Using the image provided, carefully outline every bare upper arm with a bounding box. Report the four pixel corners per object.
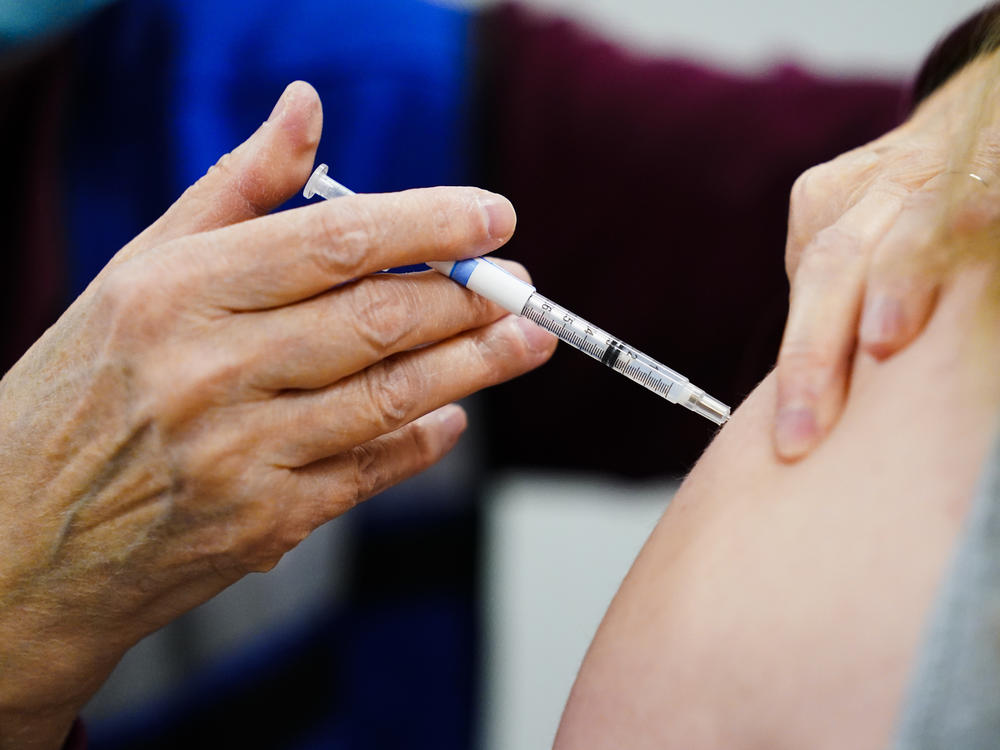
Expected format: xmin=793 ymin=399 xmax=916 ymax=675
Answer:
xmin=554 ymin=265 xmax=1000 ymax=750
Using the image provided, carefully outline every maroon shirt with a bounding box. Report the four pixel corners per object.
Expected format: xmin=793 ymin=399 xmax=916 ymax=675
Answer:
xmin=476 ymin=4 xmax=907 ymax=476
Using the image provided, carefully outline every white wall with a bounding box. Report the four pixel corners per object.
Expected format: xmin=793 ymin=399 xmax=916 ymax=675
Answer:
xmin=443 ymin=0 xmax=985 ymax=74
xmin=483 ymin=475 xmax=675 ymax=750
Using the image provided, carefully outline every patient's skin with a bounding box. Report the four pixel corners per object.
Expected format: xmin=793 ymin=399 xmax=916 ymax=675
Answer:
xmin=554 ymin=263 xmax=1000 ymax=750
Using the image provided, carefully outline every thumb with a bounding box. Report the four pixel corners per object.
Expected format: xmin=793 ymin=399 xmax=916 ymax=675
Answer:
xmin=116 ymin=81 xmax=323 ymax=262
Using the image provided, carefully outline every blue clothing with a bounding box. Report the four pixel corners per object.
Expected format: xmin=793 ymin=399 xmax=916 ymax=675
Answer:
xmin=64 ymin=0 xmax=473 ymax=297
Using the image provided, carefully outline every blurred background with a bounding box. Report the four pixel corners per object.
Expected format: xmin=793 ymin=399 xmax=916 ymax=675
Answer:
xmin=0 ymin=0 xmax=985 ymax=748
xmin=465 ymin=0 xmax=982 ymax=71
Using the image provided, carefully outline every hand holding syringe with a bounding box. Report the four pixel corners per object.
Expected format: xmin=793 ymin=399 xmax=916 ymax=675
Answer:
xmin=304 ymin=165 xmax=730 ymax=425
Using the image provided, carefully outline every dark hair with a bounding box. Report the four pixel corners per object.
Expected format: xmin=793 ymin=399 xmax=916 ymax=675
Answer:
xmin=914 ymin=3 xmax=1000 ymax=107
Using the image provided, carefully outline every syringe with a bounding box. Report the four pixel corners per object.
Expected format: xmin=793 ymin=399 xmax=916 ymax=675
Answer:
xmin=303 ymin=164 xmax=730 ymax=425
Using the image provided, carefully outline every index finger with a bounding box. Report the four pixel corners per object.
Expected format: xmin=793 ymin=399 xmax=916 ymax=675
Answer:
xmin=774 ymin=189 xmax=903 ymax=460
xmin=168 ymin=186 xmax=517 ymax=311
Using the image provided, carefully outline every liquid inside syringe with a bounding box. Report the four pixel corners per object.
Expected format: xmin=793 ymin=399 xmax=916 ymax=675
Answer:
xmin=517 ymin=291 xmax=729 ymax=424
xmin=303 ymin=164 xmax=730 ymax=425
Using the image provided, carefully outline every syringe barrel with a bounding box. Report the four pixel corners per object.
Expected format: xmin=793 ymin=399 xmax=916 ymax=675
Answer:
xmin=301 ymin=163 xmax=731 ymax=425
xmin=520 ymin=292 xmax=690 ymax=403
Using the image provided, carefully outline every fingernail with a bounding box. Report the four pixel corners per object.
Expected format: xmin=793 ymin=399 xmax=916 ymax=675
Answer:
xmin=435 ymin=404 xmax=467 ymax=439
xmin=479 ymin=194 xmax=516 ymax=242
xmin=775 ymin=405 xmax=818 ymax=459
xmin=860 ymin=294 xmax=903 ymax=348
xmin=515 ymin=315 xmax=557 ymax=353
xmin=268 ymin=84 xmax=293 ymax=122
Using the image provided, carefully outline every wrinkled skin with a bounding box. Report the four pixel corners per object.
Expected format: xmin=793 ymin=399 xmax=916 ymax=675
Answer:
xmin=775 ymin=52 xmax=1000 ymax=459
xmin=0 ymin=82 xmax=556 ymax=749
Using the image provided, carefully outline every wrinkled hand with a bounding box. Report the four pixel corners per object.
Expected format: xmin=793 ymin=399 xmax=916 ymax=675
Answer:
xmin=775 ymin=53 xmax=1000 ymax=460
xmin=0 ymin=82 xmax=555 ymax=748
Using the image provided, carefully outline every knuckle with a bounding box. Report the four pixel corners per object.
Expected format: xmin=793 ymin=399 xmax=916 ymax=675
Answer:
xmin=314 ymin=202 xmax=379 ymax=278
xmin=247 ymin=554 xmax=283 ymax=574
xmin=346 ymin=417 xmax=445 ymax=506
xmin=348 ymin=441 xmax=385 ymax=507
xmin=99 ymin=262 xmax=152 ymax=311
xmin=790 ymin=147 xmax=878 ymax=220
xmin=96 ymin=264 xmax=172 ymax=348
xmin=445 ymin=275 xmax=496 ymax=325
xmin=240 ymin=527 xmax=285 ymax=574
xmin=405 ymin=417 xmax=441 ymax=469
xmin=468 ymin=284 xmax=497 ymax=322
xmin=225 ymin=493 xmax=303 ymax=575
xmin=175 ymin=471 xmax=288 ymax=576
xmin=176 ymin=353 xmax=249 ymax=409
xmin=250 ymin=518 xmax=312 ymax=571
xmin=245 ymin=499 xmax=281 ymax=545
xmin=786 ymin=166 xmax=835 ymax=277
xmin=95 ymin=260 xmax=249 ymax=418
xmin=362 ymin=356 xmax=421 ymax=432
xmin=349 ymin=278 xmax=418 ymax=353
xmin=789 ymin=165 xmax=831 ymax=217
xmin=178 ymin=433 xmax=262 ymax=518
xmin=473 ymin=324 xmax=521 ymax=382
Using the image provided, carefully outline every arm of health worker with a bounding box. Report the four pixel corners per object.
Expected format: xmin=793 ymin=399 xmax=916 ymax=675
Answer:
xmin=0 ymin=81 xmax=555 ymax=750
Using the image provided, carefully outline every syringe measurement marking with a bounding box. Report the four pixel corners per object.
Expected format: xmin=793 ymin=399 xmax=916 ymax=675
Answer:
xmin=522 ymin=307 xmax=607 ymax=360
xmin=521 ymin=304 xmax=675 ymax=398
xmin=622 ymin=362 xmax=672 ymax=396
xmin=522 ymin=305 xmax=610 ymax=358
